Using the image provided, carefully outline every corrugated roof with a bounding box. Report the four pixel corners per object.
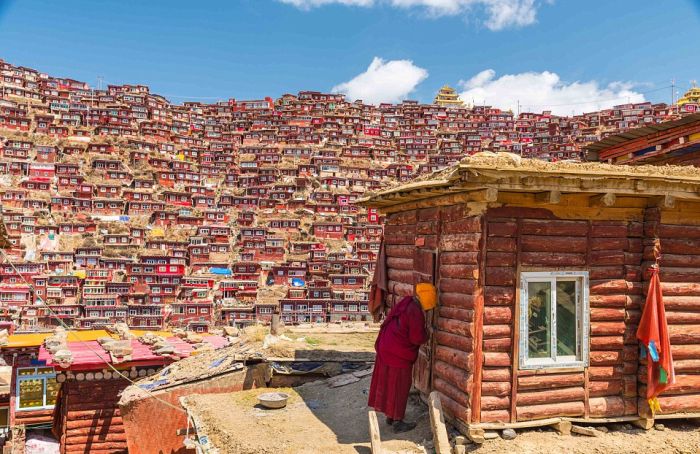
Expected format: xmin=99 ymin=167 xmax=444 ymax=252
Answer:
xmin=5 ymin=329 xmax=178 ymax=349
xmin=37 ymin=335 xmax=229 ymax=370
xmin=585 ymin=113 xmax=700 ymax=154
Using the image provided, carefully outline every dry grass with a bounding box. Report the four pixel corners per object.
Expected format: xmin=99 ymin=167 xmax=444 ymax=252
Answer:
xmin=241 ymin=324 xmax=268 ymax=343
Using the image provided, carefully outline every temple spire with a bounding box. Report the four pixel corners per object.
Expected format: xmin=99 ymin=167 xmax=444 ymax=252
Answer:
xmin=433 ymin=85 xmax=465 ymax=108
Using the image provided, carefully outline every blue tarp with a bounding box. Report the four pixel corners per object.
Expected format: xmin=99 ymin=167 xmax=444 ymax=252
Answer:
xmin=210 ymin=267 xmax=232 ymax=275
xmin=291 ymin=278 xmax=305 ymax=287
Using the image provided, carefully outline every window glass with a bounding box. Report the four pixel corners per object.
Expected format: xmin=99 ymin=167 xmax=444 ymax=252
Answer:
xmin=520 ymin=272 xmax=589 ymax=370
xmin=18 ymin=378 xmax=44 ymax=409
xmin=556 ymin=280 xmax=578 ymax=357
xmin=527 ymin=281 xmax=551 ymax=360
xmin=45 ymin=378 xmax=60 ymax=406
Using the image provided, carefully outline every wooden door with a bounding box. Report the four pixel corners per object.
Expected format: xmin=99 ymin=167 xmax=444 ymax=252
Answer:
xmin=412 ymin=249 xmax=437 ymax=394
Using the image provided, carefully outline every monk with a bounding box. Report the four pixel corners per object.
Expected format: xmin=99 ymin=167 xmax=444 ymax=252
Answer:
xmin=368 ymin=282 xmax=436 ymax=433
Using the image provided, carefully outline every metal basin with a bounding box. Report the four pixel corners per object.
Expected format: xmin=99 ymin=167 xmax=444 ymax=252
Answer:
xmin=257 ymin=392 xmax=289 ymax=409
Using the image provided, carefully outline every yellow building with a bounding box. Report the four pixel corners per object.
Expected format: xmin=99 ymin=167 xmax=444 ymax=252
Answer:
xmin=678 ymin=82 xmax=700 ymax=107
xmin=434 ymin=85 xmax=465 ymax=108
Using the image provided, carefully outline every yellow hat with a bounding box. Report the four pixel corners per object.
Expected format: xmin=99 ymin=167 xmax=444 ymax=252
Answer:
xmin=415 ymin=283 xmax=438 ymax=311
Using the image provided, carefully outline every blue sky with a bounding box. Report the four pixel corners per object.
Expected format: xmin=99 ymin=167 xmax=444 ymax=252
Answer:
xmin=0 ymin=0 xmax=699 ymax=114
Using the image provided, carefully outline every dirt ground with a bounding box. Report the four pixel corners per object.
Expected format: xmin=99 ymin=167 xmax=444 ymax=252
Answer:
xmin=183 ymin=374 xmax=432 ymax=454
xmin=472 ymin=420 xmax=700 ymax=454
xmin=182 ymin=371 xmax=700 ymax=454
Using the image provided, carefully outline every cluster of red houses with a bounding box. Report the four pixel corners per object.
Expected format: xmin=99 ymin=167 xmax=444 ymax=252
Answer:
xmin=0 ymin=58 xmax=695 ymax=337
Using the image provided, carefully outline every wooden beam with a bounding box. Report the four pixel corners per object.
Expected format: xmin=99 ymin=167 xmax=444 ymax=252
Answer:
xmin=534 ymin=190 xmax=561 ymax=205
xmin=428 ymin=392 xmax=452 ymax=454
xmin=469 ymin=188 xmax=498 ymax=202
xmin=589 ymin=192 xmax=616 ymax=207
xmin=368 ymin=410 xmax=383 ymax=454
xmin=650 ymin=194 xmax=676 ymax=209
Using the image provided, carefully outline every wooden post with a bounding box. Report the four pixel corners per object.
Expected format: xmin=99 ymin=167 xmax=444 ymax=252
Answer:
xmin=467 ymin=426 xmax=485 ymax=444
xmin=368 ymin=410 xmax=382 ymax=454
xmin=552 ymin=420 xmax=572 ymax=435
xmin=632 ymin=418 xmax=654 ymax=430
xmin=470 ymin=217 xmax=487 ymax=424
xmin=428 ymin=392 xmax=451 ymax=454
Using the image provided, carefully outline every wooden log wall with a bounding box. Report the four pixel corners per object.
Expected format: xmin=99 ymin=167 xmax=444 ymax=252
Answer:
xmin=384 ymin=200 xmax=700 ymax=426
xmin=14 ymin=408 xmax=55 ymax=427
xmin=639 ymin=208 xmax=700 ymax=417
xmin=384 ymin=209 xmax=419 ymax=305
xmin=384 ymin=204 xmax=483 ymax=425
xmin=434 ymin=204 xmax=481 ymax=424
xmin=58 ymin=377 xmax=130 ymax=454
xmin=480 ymin=208 xmax=643 ymax=423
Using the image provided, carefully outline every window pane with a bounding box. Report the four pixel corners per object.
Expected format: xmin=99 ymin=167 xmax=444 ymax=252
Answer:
xmin=556 ymin=280 xmax=578 ymax=357
xmin=46 ymin=378 xmax=61 ymax=406
xmin=36 ymin=367 xmax=55 ymax=376
xmin=18 ymin=368 xmax=37 ymax=376
xmin=528 ymin=281 xmax=551 ymax=359
xmin=18 ymin=378 xmax=44 ymax=409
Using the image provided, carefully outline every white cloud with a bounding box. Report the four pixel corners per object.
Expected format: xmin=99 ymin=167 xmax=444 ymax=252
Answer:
xmin=332 ymin=57 xmax=428 ymax=105
xmin=277 ymin=0 xmax=374 ymax=9
xmin=277 ymin=0 xmax=544 ymax=30
xmin=458 ymin=69 xmax=646 ymax=116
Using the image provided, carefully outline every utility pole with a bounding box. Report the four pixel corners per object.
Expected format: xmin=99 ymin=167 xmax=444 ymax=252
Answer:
xmin=671 ymin=78 xmax=676 ymax=114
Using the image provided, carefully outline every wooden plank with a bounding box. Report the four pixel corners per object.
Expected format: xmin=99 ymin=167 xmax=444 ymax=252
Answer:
xmin=654 ymin=411 xmax=700 ymax=420
xmin=428 ymin=392 xmax=452 ymax=454
xmin=471 ymin=417 xmax=561 ymax=430
xmin=566 ymin=416 xmax=639 ymax=424
xmin=368 ymin=410 xmax=382 ymax=454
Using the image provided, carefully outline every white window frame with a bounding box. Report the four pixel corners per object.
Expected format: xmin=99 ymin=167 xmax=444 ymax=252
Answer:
xmin=15 ymin=367 xmax=58 ymax=411
xmin=519 ymin=271 xmax=589 ymax=370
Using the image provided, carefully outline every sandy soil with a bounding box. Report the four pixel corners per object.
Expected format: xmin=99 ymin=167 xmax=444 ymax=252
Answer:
xmin=471 ymin=420 xmax=700 ymax=454
xmin=183 ymin=374 xmax=432 ymax=454
xmin=183 ymin=371 xmax=700 ymax=454
xmin=244 ymin=324 xmax=379 ymax=360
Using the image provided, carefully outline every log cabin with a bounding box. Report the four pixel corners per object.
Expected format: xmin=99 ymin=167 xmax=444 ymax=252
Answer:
xmin=360 ymin=153 xmax=700 ymax=436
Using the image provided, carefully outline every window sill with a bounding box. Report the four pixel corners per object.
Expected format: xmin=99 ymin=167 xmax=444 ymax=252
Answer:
xmin=16 ymin=405 xmax=56 ymax=412
xmin=518 ymin=366 xmax=586 ymax=375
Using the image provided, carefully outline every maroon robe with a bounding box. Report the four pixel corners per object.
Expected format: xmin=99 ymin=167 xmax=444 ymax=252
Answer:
xmin=368 ymin=296 xmax=428 ymax=420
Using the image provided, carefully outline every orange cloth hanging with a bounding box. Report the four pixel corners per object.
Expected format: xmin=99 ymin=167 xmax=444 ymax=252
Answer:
xmin=636 ymin=266 xmax=675 ymax=413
